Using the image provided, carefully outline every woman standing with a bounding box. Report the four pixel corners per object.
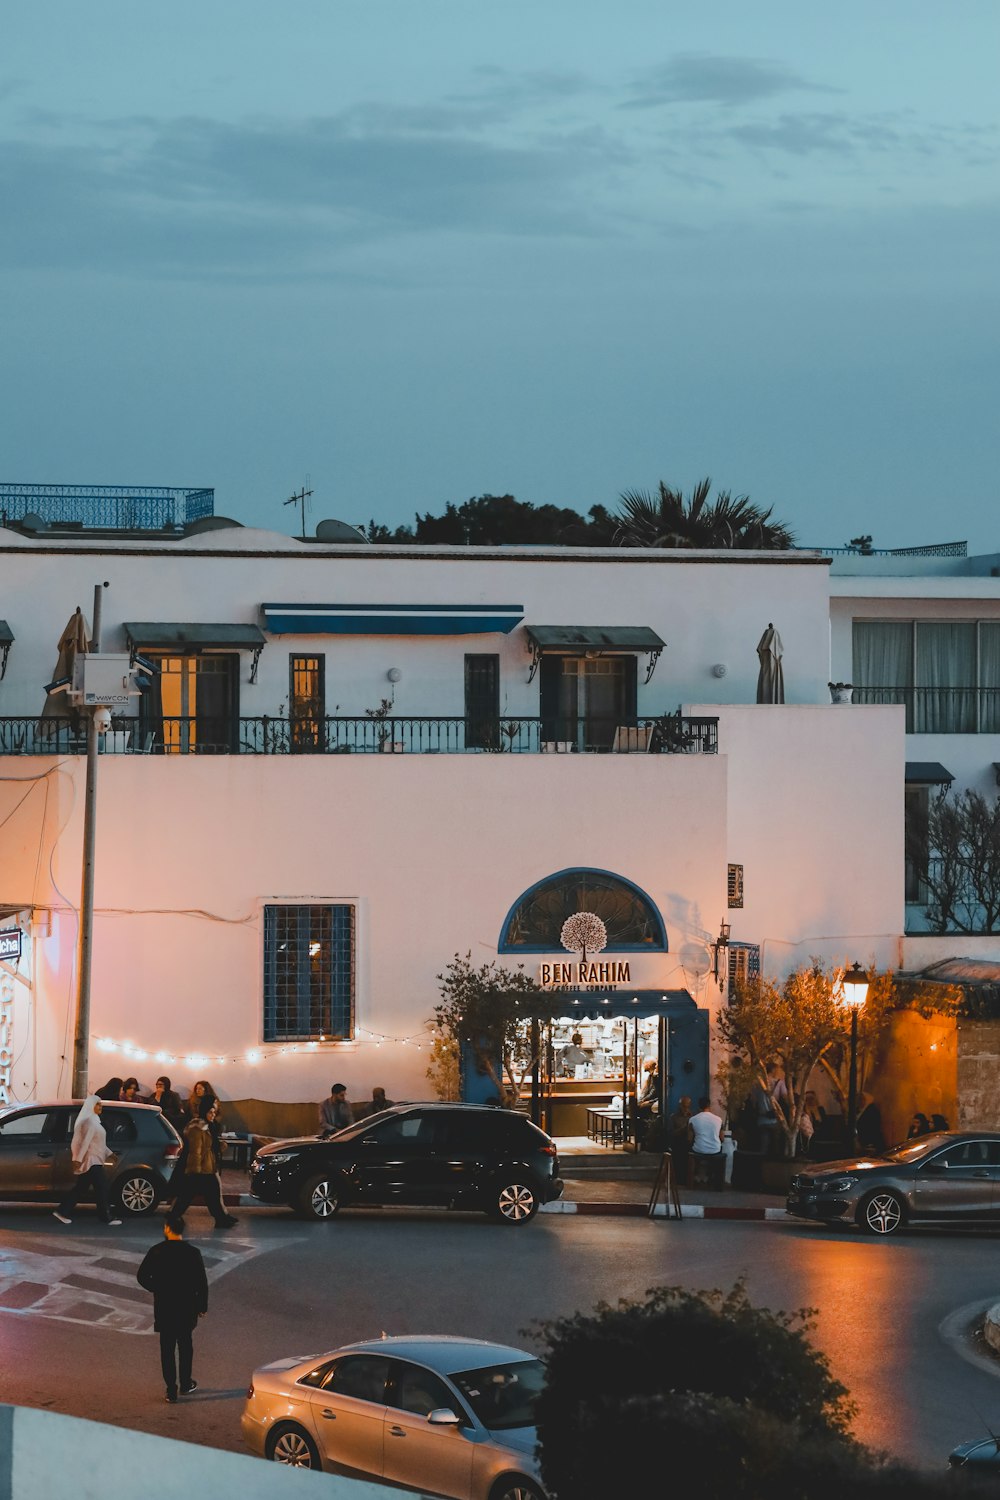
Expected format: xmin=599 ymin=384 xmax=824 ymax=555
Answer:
xmin=171 ymin=1098 xmax=237 ymax=1228
xmin=53 ymin=1096 xmax=122 ymax=1226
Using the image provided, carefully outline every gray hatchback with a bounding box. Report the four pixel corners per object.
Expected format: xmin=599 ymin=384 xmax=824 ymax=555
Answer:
xmin=787 ymin=1131 xmax=1000 ymax=1236
xmin=0 ymin=1100 xmax=183 ymax=1217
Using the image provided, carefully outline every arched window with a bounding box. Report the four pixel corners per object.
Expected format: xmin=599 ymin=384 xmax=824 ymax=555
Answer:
xmin=499 ymin=868 xmax=667 ymax=953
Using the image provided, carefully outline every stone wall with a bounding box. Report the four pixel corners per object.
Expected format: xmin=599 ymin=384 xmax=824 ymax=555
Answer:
xmin=956 ymin=1020 xmax=1000 ymax=1130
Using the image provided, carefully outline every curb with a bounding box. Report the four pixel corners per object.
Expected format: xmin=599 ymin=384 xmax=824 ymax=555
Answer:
xmin=227 ymin=1193 xmax=786 ymax=1221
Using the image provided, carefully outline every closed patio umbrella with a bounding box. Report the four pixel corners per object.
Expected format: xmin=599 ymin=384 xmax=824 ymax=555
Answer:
xmin=756 ymin=621 xmax=784 ymax=704
xmin=40 ymin=606 xmax=90 ymax=733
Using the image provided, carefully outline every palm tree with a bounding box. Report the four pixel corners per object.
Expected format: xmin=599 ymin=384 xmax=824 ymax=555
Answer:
xmin=614 ymin=478 xmax=795 ymax=550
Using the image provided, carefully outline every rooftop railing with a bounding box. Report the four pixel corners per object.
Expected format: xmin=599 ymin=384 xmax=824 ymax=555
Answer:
xmin=0 ymin=714 xmax=719 ymax=757
xmin=853 ymin=686 xmax=1000 ymax=734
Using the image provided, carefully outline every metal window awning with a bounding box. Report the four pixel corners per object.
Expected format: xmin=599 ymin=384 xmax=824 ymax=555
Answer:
xmin=517 ymin=988 xmax=696 ymax=1022
xmin=524 ymin=625 xmax=666 ymax=684
xmin=261 ymin=602 xmax=524 ymax=636
xmin=123 ymin=622 xmax=266 ymax=683
xmin=0 ymin=620 xmax=12 ymax=681
xmin=905 ymin=761 xmax=954 ymax=785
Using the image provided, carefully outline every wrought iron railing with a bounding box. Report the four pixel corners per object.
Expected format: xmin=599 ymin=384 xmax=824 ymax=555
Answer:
xmin=0 ymin=714 xmax=719 ymax=756
xmin=0 ymin=483 xmax=214 ymax=531
xmin=853 ymin=686 xmax=1000 ymax=734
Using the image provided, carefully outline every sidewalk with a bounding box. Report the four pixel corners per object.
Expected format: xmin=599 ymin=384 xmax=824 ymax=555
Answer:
xmin=216 ymin=1165 xmax=789 ymax=1222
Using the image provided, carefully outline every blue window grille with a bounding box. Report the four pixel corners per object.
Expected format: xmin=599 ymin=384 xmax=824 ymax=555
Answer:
xmin=263 ymin=905 xmax=354 ymax=1041
xmin=728 ymin=943 xmax=761 ymax=988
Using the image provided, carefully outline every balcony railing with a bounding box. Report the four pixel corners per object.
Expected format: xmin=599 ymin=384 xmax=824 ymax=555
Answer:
xmin=0 ymin=714 xmax=719 ymax=757
xmin=853 ymin=686 xmax=1000 ymax=734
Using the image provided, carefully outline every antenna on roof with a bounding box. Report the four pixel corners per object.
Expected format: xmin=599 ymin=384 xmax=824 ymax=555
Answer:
xmin=284 ymin=481 xmax=313 ymax=540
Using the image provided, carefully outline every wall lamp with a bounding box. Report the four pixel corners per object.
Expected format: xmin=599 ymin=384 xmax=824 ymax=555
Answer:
xmin=712 ymin=919 xmax=732 ymax=986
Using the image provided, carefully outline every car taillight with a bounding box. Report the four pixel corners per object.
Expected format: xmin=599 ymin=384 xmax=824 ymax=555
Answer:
xmin=164 ymin=1143 xmax=181 ymax=1159
xmin=540 ymin=1144 xmax=557 ymax=1155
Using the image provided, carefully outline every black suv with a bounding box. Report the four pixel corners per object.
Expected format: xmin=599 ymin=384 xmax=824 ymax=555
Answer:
xmin=249 ymin=1103 xmax=563 ymax=1225
xmin=0 ymin=1100 xmax=183 ymax=1217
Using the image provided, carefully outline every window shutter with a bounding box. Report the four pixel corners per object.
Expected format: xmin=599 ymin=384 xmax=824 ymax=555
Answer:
xmin=727 ymin=864 xmax=744 ymax=909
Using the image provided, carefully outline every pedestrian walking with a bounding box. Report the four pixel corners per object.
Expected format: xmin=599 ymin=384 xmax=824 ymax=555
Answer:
xmin=137 ymin=1214 xmax=208 ymax=1403
xmin=171 ymin=1098 xmax=237 ymax=1228
xmin=53 ymin=1095 xmax=122 ymax=1226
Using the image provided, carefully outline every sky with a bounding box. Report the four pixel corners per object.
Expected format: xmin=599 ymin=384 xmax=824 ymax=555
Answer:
xmin=3 ymin=2 xmax=998 ymax=550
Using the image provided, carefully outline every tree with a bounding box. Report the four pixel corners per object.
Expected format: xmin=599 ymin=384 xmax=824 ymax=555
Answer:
xmin=615 ymin=476 xmax=795 ymax=549
xmin=528 ymin=1280 xmax=949 ymax=1500
xmin=716 ymin=964 xmax=854 ymax=1156
xmin=357 ymin=495 xmax=617 ymax=547
xmin=912 ymin=788 xmax=1000 ymax=934
xmin=430 ymin=953 xmax=543 ymax=1105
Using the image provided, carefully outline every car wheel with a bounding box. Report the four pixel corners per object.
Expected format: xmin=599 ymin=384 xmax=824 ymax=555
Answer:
xmin=267 ymin=1423 xmax=322 ymax=1469
xmin=491 ymin=1180 xmax=538 ymax=1225
xmin=489 ymin=1475 xmax=545 ymax=1500
xmin=114 ymin=1171 xmax=159 ymax=1217
xmin=299 ymin=1174 xmax=341 ymax=1221
xmin=858 ymin=1190 xmax=906 ymax=1236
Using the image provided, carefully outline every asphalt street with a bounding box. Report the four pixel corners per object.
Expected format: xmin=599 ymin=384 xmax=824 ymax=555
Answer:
xmin=2 ymin=1202 xmax=1000 ymax=1474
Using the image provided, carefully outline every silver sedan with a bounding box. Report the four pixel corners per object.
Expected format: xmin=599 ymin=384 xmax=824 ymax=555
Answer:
xmin=241 ymin=1334 xmax=547 ymax=1500
xmin=787 ymin=1131 xmax=1000 ymax=1236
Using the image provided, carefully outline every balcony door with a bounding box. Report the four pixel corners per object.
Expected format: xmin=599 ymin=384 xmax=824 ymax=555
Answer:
xmin=290 ymin=655 xmax=326 ymax=752
xmin=142 ymin=654 xmax=238 ymax=753
xmin=540 ymin=655 xmax=637 ymax=750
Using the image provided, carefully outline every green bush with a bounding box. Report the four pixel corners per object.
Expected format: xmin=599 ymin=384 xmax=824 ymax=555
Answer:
xmin=530 ymin=1281 xmax=957 ymax=1499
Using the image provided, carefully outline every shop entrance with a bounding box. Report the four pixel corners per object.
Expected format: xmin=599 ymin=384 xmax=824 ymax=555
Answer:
xmin=517 ymin=991 xmax=708 ymax=1149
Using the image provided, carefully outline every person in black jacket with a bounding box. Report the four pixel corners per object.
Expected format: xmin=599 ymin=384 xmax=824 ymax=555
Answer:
xmin=137 ymin=1214 xmax=209 ymax=1403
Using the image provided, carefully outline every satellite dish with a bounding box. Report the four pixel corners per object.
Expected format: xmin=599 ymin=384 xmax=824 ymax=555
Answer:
xmin=21 ymin=512 xmax=47 ymax=532
xmin=316 ymin=518 xmax=369 ymax=544
xmin=678 ymin=939 xmax=712 ymax=978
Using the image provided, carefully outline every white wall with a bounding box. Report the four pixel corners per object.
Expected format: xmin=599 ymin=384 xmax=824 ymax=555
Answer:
xmin=0 ymin=533 xmax=833 ymax=720
xmin=687 ymin=703 xmax=905 ymax=979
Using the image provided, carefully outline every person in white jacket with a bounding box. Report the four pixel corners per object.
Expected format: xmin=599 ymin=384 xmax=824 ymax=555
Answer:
xmin=53 ymin=1095 xmax=122 ymax=1226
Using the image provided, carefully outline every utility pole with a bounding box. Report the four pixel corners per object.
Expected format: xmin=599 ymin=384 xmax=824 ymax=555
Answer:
xmin=284 ymin=485 xmax=313 ymax=540
xmin=71 ymin=581 xmax=108 ymax=1098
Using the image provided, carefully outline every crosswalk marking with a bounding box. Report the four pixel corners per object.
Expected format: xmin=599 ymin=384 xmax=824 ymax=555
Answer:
xmin=0 ymin=1232 xmax=263 ymax=1334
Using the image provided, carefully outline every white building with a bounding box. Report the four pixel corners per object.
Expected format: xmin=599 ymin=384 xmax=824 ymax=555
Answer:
xmin=3 ymin=503 xmax=994 ymax=1133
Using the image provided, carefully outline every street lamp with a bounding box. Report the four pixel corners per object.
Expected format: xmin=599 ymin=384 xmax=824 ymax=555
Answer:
xmin=711 ymin=920 xmax=731 ymax=989
xmin=840 ymin=962 xmax=869 ymax=1150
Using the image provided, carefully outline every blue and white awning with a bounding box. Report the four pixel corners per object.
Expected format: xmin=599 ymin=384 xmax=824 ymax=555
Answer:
xmin=261 ymin=602 xmax=524 ymax=636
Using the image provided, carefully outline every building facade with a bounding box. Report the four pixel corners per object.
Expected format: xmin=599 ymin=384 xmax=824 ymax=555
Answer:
xmin=8 ymin=513 xmax=990 ymax=1130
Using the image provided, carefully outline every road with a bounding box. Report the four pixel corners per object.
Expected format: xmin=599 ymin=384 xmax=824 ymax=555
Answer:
xmin=2 ymin=1202 xmax=999 ymax=1471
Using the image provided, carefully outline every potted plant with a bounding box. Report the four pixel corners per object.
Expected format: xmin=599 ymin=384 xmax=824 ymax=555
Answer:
xmin=649 ymin=708 xmax=697 ymax=752
xmin=365 ymin=696 xmax=403 ymax=752
xmin=827 ymin=682 xmax=853 ymax=704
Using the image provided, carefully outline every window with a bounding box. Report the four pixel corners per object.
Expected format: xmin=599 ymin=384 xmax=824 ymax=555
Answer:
xmin=263 ymin=905 xmax=354 ymax=1042
xmin=451 ymin=1359 xmax=545 ymax=1431
xmin=0 ymin=1110 xmax=56 ymax=1140
xmin=728 ymin=943 xmax=760 ymax=989
xmin=389 ymin=1362 xmax=462 ymax=1419
xmin=141 ymin=653 xmax=239 ymax=753
xmin=465 ymin=654 xmax=500 ymax=749
xmin=905 ymin=786 xmax=929 ymax=903
xmin=289 ymin=655 xmax=326 ymax=752
xmin=98 ymin=1109 xmax=138 ymax=1147
xmin=499 ymin=869 xmax=666 ymax=951
xmin=363 ymin=1112 xmax=443 ymax=1147
xmin=539 ymin=655 xmax=637 ymax=752
xmin=727 ymin=864 xmax=744 ymax=909
xmin=852 ymin=620 xmax=1000 ymax=733
xmin=327 ymin=1356 xmax=390 ymax=1404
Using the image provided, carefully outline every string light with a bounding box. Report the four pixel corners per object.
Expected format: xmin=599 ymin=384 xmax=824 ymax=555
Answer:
xmin=90 ymin=1025 xmax=432 ymax=1065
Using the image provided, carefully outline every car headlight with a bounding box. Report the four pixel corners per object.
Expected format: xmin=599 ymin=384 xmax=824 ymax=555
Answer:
xmin=820 ymin=1176 xmax=858 ymax=1193
xmin=263 ymin=1152 xmax=298 ymax=1165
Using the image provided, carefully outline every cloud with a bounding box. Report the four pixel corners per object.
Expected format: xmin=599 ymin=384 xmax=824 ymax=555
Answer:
xmin=624 ymin=54 xmax=834 ymax=110
xmin=0 ymin=108 xmax=625 ymax=280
